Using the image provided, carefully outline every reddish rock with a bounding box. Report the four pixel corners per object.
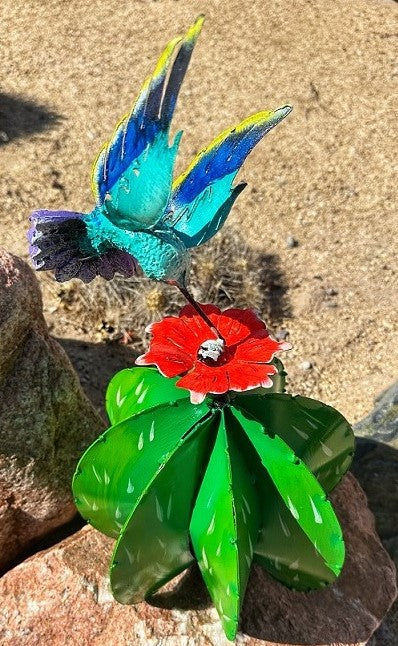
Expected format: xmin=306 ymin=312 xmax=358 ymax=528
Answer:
xmin=0 ymin=249 xmax=104 ymax=570
xmin=0 ymin=474 xmax=396 ymax=645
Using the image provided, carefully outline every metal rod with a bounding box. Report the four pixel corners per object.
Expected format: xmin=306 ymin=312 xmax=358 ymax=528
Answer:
xmin=174 ymin=284 xmax=225 ymax=342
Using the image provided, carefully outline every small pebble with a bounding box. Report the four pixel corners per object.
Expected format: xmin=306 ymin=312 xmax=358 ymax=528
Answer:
xmin=300 ymin=360 xmax=313 ymax=370
xmin=0 ymin=130 xmax=9 ymax=142
xmin=276 ymin=329 xmax=289 ymax=341
xmin=286 ymin=235 xmax=298 ymax=249
xmin=326 ymin=287 xmax=338 ymax=296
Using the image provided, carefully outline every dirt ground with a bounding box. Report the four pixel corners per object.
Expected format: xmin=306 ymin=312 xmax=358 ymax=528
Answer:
xmin=0 ymin=0 xmax=397 ymax=424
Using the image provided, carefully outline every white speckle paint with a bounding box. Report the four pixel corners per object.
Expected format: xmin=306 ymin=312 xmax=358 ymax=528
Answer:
xmin=167 ymin=494 xmax=172 ymax=519
xmin=241 ymin=507 xmax=247 ymax=524
xmin=293 ymin=574 xmax=299 ymax=583
xmin=320 ymin=441 xmax=333 ymax=457
xmin=201 ymin=546 xmax=209 ymax=569
xmin=127 ymin=479 xmax=134 ymax=494
xmin=92 ymin=465 xmax=102 ymax=483
xmin=149 ymin=421 xmax=155 ymax=442
xmin=155 ymin=496 xmax=164 ymax=522
xmin=242 ymin=495 xmax=251 ymax=514
xmin=289 ymin=559 xmax=300 ymax=570
xmin=274 ymin=557 xmax=281 ymax=571
xmin=137 ymin=387 xmax=149 ymax=404
xmin=207 ymin=514 xmax=216 ymax=535
xmin=278 ymin=512 xmax=291 ymax=537
xmin=206 ymin=493 xmax=214 ymax=509
xmin=135 ymin=381 xmax=143 ymax=396
xmin=226 ymin=584 xmax=231 ymax=596
xmin=216 ymin=542 xmax=222 ymax=557
xmin=310 ymin=498 xmax=323 ymax=524
xmin=124 ymin=547 xmax=134 ymax=564
xmin=287 ymin=496 xmax=300 ymax=520
xmin=292 ymin=425 xmax=309 ymax=440
xmin=248 ymin=534 xmax=253 ymax=558
xmin=138 ymin=432 xmax=144 ymax=451
xmin=103 ymin=470 xmax=110 ymax=485
xmin=116 ymin=387 xmax=126 ymax=408
xmin=306 ymin=418 xmax=318 ymax=429
xmin=157 ymin=537 xmax=166 ymax=551
xmin=91 ymin=501 xmax=98 ymax=512
xmin=245 ymin=554 xmax=251 ymax=568
xmin=115 ymin=506 xmax=122 ymax=519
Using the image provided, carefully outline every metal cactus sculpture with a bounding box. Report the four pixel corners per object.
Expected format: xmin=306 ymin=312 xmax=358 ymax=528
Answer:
xmin=28 ymin=15 xmax=354 ymax=643
xmin=72 ymin=306 xmax=354 ymax=641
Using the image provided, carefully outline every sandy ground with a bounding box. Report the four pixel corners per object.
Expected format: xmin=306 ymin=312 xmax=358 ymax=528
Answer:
xmin=0 ymin=0 xmax=397 ymax=424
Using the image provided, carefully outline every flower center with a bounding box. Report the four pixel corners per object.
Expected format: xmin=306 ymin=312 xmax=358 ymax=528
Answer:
xmin=198 ymin=338 xmax=225 ymax=362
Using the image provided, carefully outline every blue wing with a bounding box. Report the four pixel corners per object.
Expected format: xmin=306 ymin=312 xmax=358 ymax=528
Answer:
xmin=164 ymin=107 xmax=292 ymax=248
xmin=91 ymin=15 xmax=204 ymax=230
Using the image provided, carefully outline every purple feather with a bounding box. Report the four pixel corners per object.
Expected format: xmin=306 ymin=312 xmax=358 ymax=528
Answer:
xmin=28 ymin=210 xmax=137 ymax=283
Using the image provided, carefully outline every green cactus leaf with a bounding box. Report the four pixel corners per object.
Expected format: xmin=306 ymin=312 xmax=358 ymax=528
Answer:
xmin=231 ymin=406 xmax=345 ymax=581
xmin=110 ymin=411 xmax=219 ymax=604
xmin=72 ymin=399 xmax=210 ymax=537
xmin=254 ymin=486 xmax=341 ymax=590
xmin=106 ymin=366 xmax=189 ymax=425
xmin=233 ymin=393 xmax=354 ymax=492
xmin=189 ymin=410 xmax=260 ymax=641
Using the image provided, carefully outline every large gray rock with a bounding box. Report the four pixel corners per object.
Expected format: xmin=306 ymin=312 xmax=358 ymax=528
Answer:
xmin=0 ymin=249 xmax=104 ymax=570
xmin=0 ymin=474 xmax=396 ymax=645
xmin=353 ymin=382 xmax=398 ymax=646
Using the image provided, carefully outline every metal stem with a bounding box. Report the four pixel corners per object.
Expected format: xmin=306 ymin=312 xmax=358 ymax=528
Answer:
xmin=173 ymin=283 xmax=225 ymax=342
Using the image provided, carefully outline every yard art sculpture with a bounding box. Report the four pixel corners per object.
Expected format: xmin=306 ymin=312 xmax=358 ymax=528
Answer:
xmin=28 ymin=16 xmax=355 ymax=642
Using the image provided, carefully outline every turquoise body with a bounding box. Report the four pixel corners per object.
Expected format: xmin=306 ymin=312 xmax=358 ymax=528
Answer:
xmin=85 ymin=206 xmax=190 ymax=283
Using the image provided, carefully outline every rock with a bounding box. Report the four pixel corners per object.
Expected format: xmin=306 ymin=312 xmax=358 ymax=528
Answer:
xmin=354 ymin=382 xmax=398 ymax=450
xmin=300 ymin=360 xmax=313 ymax=370
xmin=0 ymin=249 xmax=104 ymax=571
xmin=285 ymin=235 xmax=298 ymax=249
xmin=0 ymin=474 xmax=395 ymax=645
xmin=352 ymin=382 xmax=398 ymax=646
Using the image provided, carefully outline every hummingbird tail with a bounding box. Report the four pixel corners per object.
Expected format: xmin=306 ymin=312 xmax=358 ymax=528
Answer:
xmin=28 ymin=210 xmax=137 ymax=283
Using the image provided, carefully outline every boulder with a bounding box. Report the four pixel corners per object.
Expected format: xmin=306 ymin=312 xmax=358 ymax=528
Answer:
xmin=352 ymin=383 xmax=398 ymax=646
xmin=0 ymin=473 xmax=396 ymax=645
xmin=0 ymin=249 xmax=104 ymax=570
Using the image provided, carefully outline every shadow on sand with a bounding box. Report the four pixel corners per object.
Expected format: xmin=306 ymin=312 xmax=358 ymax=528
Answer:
xmin=0 ymin=92 xmax=61 ymax=144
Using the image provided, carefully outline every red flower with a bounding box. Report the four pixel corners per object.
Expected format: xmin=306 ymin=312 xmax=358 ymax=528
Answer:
xmin=136 ymin=305 xmax=291 ymax=404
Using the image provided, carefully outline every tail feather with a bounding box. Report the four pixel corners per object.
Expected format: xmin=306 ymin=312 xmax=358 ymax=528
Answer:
xmin=28 ymin=210 xmax=137 ymax=283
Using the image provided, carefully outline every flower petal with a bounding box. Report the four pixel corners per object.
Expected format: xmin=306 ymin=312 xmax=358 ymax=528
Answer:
xmin=226 ymin=361 xmax=277 ymax=392
xmin=136 ymin=345 xmax=194 ymax=378
xmin=214 ymin=308 xmax=267 ymax=345
xmin=177 ymin=362 xmax=230 ymax=397
xmin=234 ymin=332 xmax=290 ymax=363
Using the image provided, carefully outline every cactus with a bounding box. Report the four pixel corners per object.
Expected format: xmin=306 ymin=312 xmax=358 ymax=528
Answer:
xmin=73 ymin=365 xmax=354 ymax=641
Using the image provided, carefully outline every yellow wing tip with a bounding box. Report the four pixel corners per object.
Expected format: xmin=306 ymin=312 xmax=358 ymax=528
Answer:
xmin=236 ymin=106 xmax=292 ymax=131
xmin=186 ymin=14 xmax=205 ymax=43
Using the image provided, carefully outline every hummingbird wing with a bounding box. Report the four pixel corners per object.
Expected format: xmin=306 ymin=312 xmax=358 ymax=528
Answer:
xmin=28 ymin=210 xmax=137 ymax=283
xmin=164 ymin=107 xmax=292 ymax=248
xmin=91 ymin=16 xmax=204 ymax=230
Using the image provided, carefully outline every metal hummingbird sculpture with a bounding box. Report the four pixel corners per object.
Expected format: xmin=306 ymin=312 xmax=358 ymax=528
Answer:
xmin=28 ymin=15 xmax=291 ymax=329
xmin=27 ymin=15 xmax=355 ymax=643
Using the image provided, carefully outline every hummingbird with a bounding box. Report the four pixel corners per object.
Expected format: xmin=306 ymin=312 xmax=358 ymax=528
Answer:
xmin=28 ymin=15 xmax=291 ymax=334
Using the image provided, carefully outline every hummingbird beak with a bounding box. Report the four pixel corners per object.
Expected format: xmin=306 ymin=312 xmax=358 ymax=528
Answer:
xmin=167 ymin=280 xmax=225 ymax=343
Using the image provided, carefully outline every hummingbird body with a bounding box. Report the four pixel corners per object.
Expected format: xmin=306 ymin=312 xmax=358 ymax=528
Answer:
xmin=84 ymin=208 xmax=190 ymax=283
xmin=28 ymin=16 xmax=291 ymax=288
